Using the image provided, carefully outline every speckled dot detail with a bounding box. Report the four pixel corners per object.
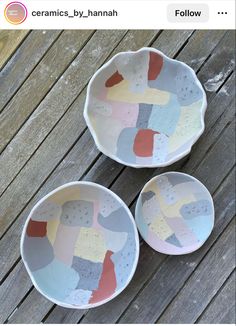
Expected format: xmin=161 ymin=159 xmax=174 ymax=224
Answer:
xmin=85 ymin=48 xmax=206 ymax=167
xmin=22 ymin=182 xmax=139 ymax=308
xmin=136 ymin=173 xmax=214 ymax=255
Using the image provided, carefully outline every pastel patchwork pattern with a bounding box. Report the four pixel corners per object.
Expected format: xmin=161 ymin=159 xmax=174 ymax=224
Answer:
xmin=136 ymin=173 xmax=214 ymax=254
xmin=22 ymin=183 xmax=138 ymax=308
xmin=85 ymin=49 xmax=205 ymax=167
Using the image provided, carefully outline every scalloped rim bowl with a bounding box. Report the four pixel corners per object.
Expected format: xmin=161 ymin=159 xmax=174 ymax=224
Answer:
xmin=84 ymin=47 xmax=207 ymax=168
xmin=21 ymin=181 xmax=139 ymax=309
xmin=135 ymin=172 xmax=214 ymax=255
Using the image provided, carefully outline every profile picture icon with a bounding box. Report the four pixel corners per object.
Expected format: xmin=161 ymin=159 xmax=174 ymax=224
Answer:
xmin=4 ymin=2 xmax=27 ymax=25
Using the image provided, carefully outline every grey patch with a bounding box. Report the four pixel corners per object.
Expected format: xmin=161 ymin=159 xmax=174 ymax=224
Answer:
xmin=136 ymin=103 xmax=152 ymax=128
xmin=116 ymin=128 xmax=137 ymax=164
xmin=165 ymin=234 xmax=182 ymax=248
xmin=180 ymin=200 xmax=213 ymax=219
xmin=167 ymin=174 xmax=192 ymax=187
xmin=148 ymin=57 xmax=203 ymax=106
xmin=111 ymin=232 xmax=136 ymax=290
xmin=98 ymin=207 xmax=133 ymax=233
xmin=141 ymin=191 xmax=156 ymax=204
xmin=31 ymin=201 xmax=61 ymax=222
xmin=72 ymin=256 xmax=103 ymax=291
xmin=60 ymin=200 xmax=93 ymax=227
xmin=23 ymin=235 xmax=54 ymax=271
xmin=175 ymin=67 xmax=203 ymax=106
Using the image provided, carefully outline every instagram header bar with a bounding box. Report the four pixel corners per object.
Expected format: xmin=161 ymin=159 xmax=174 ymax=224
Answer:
xmin=0 ymin=0 xmax=235 ymax=29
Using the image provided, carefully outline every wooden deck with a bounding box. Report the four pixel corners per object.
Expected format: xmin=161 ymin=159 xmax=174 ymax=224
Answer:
xmin=0 ymin=30 xmax=235 ymax=324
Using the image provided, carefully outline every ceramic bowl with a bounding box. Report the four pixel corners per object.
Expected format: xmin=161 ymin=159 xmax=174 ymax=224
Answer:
xmin=21 ymin=181 xmax=139 ymax=309
xmin=84 ymin=47 xmax=207 ymax=168
xmin=135 ymin=172 xmax=214 ymax=255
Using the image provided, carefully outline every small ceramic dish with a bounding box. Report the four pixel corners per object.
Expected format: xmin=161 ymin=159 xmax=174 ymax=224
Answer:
xmin=135 ymin=172 xmax=214 ymax=255
xmin=21 ymin=181 xmax=139 ymax=309
xmin=84 ymin=47 xmax=207 ymax=168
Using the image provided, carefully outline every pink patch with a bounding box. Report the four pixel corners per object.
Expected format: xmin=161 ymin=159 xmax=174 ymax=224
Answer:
xmin=89 ymin=250 xmax=116 ymax=304
xmin=148 ymin=230 xmax=199 ymax=255
xmin=92 ymin=200 xmax=102 ymax=230
xmin=165 ymin=217 xmax=198 ymax=247
xmin=112 ymin=102 xmax=139 ymax=127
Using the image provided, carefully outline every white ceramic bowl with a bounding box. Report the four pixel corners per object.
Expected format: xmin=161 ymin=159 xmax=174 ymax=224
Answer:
xmin=21 ymin=181 xmax=139 ymax=308
xmin=135 ymin=172 xmax=214 ymax=255
xmin=84 ymin=47 xmax=207 ymax=168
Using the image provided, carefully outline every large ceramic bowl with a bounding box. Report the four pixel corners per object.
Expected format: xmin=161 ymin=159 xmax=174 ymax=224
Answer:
xmin=84 ymin=47 xmax=207 ymax=168
xmin=135 ymin=172 xmax=214 ymax=255
xmin=21 ymin=182 xmax=139 ymax=309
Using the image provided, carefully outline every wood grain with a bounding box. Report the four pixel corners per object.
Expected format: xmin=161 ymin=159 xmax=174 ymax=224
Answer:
xmin=197 ymin=271 xmax=236 ymax=324
xmin=0 ymin=30 xmax=29 ymax=69
xmin=0 ymin=30 xmax=61 ymax=113
xmin=157 ymin=220 xmax=235 ymax=324
xmin=0 ymin=30 xmax=94 ymax=193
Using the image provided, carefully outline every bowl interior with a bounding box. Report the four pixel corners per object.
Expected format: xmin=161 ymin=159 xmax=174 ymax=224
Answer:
xmin=22 ymin=183 xmax=138 ymax=308
xmin=136 ymin=173 xmax=214 ymax=254
xmin=86 ymin=49 xmax=205 ymax=167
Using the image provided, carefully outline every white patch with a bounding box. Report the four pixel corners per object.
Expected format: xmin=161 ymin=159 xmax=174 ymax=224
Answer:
xmin=103 ymin=229 xmax=128 ymax=252
xmin=152 ymin=133 xmax=168 ymax=164
xmin=115 ymin=51 xmax=149 ymax=93
xmin=65 ymin=289 xmax=92 ymax=306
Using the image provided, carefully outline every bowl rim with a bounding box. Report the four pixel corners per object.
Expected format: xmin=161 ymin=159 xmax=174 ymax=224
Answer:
xmin=20 ymin=181 xmax=140 ymax=309
xmin=84 ymin=47 xmax=208 ymax=168
xmin=135 ymin=171 xmax=215 ymax=255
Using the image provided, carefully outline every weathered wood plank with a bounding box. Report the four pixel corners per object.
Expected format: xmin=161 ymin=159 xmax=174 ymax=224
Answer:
xmin=0 ymin=261 xmax=32 ymax=323
xmin=193 ymin=119 xmax=235 ymax=194
xmin=0 ymin=30 xmax=61 ymax=113
xmin=43 ymin=306 xmax=84 ymax=324
xmin=7 ymin=287 xmax=54 ymax=324
xmin=157 ymin=220 xmax=235 ymax=324
xmin=201 ymin=30 xmax=235 ymax=95
xmin=197 ymin=271 xmax=235 ymax=324
xmin=117 ymin=168 xmax=235 ymax=324
xmin=184 ymin=72 xmax=235 ymax=174
xmin=0 ymin=30 xmax=29 ymax=69
xmin=0 ymin=30 xmax=126 ymax=237
xmin=0 ymin=30 xmax=94 ymax=195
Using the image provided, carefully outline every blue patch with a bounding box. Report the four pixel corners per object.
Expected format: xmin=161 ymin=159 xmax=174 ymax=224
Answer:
xmin=184 ymin=215 xmax=213 ymax=243
xmin=111 ymin=232 xmax=136 ymax=290
xmin=98 ymin=207 xmax=134 ymax=233
xmin=148 ymin=94 xmax=180 ymax=136
xmin=165 ymin=233 xmax=182 ymax=247
xmin=32 ymin=258 xmax=79 ymax=301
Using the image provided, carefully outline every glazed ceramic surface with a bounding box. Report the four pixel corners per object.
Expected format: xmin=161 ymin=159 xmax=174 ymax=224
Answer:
xmin=135 ymin=172 xmax=214 ymax=254
xmin=84 ymin=47 xmax=207 ymax=168
xmin=21 ymin=182 xmax=139 ymax=309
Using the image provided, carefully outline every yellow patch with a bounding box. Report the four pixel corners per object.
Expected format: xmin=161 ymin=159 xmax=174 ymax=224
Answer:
xmin=155 ymin=185 xmax=195 ymax=218
xmin=74 ymin=228 xmax=106 ymax=263
xmin=47 ymin=218 xmax=60 ymax=245
xmin=168 ymin=100 xmax=203 ymax=152
xmin=107 ymin=80 xmax=170 ymax=105
xmin=150 ymin=215 xmax=173 ymax=240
